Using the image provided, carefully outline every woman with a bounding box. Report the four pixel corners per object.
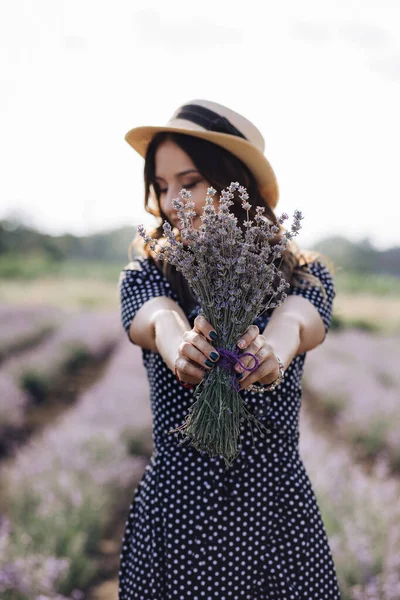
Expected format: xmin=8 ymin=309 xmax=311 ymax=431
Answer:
xmin=118 ymin=100 xmax=341 ymax=599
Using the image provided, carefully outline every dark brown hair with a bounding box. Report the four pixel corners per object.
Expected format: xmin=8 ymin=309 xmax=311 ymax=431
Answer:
xmin=129 ymin=132 xmax=333 ymax=312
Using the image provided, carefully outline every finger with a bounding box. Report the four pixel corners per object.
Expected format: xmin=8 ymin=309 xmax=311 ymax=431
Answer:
xmin=240 ymin=354 xmax=279 ymax=391
xmin=236 ymin=325 xmax=259 ymax=350
xmin=234 ymin=336 xmax=264 ymax=373
xmin=184 ymin=329 xmax=219 ymax=363
xmin=180 ymin=341 xmax=218 ymax=372
xmin=194 ymin=315 xmax=219 ymax=345
xmin=175 ymin=356 xmax=205 ymax=385
xmin=236 ymin=344 xmax=270 ymax=382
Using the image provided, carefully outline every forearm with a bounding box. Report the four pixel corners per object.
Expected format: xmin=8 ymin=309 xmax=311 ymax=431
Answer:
xmin=262 ymin=295 xmax=326 ymax=369
xmin=261 ymin=313 xmax=301 ymax=371
xmin=153 ymin=309 xmax=191 ymax=372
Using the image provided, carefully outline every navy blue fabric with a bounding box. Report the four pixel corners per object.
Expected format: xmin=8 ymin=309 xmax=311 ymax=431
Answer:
xmin=117 ymin=257 xmax=340 ymax=599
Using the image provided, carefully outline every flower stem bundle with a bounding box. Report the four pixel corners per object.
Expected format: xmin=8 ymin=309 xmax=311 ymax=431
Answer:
xmin=138 ymin=182 xmax=303 ymax=468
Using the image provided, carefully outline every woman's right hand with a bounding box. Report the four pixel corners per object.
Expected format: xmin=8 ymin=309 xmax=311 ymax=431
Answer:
xmin=174 ymin=315 xmax=220 ymax=386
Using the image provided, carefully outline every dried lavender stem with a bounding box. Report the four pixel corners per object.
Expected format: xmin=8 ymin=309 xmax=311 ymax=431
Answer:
xmin=139 ymin=182 xmax=303 ymax=465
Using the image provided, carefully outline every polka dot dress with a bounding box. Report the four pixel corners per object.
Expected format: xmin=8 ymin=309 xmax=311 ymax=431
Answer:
xmin=117 ymin=257 xmax=342 ymax=599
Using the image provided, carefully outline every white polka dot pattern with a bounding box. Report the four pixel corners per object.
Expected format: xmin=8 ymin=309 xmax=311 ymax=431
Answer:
xmin=119 ymin=258 xmax=179 ymax=343
xmin=288 ymin=260 xmax=336 ymax=337
xmin=117 ymin=257 xmax=341 ymax=599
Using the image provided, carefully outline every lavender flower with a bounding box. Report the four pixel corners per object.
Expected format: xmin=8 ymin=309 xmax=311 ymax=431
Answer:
xmin=300 ymin=408 xmax=400 ymax=598
xmin=0 ymin=304 xmax=62 ymax=363
xmin=4 ymin=311 xmax=121 ymax=402
xmin=138 ymin=182 xmax=303 ymax=467
xmin=1 ymin=338 xmax=151 ymax=597
xmin=303 ymin=329 xmax=400 ymax=470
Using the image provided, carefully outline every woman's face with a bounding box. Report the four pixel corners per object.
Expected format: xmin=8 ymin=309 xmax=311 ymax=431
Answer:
xmin=153 ymin=139 xmax=218 ymax=231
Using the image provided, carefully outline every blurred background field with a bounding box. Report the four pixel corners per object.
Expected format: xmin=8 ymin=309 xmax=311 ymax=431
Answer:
xmin=0 ymin=217 xmax=400 ymax=599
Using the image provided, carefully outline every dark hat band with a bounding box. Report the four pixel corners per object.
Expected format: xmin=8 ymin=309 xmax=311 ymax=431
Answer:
xmin=175 ymin=104 xmax=248 ymax=141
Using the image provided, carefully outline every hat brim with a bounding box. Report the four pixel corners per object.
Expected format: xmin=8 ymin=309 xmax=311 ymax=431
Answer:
xmin=124 ymin=125 xmax=279 ymax=208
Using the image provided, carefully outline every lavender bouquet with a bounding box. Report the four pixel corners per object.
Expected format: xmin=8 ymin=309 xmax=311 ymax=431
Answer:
xmin=138 ymin=182 xmax=303 ymax=467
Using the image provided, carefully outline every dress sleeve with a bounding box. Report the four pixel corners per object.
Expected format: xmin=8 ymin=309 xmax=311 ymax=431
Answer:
xmin=287 ymin=260 xmax=336 ymax=339
xmin=118 ymin=257 xmax=178 ymax=343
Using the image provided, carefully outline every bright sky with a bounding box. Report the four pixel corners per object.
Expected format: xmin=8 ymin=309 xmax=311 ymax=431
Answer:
xmin=1 ymin=0 xmax=399 ymax=250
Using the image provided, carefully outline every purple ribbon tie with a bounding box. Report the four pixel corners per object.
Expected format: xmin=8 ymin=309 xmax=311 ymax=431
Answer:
xmin=214 ymin=347 xmax=259 ymax=392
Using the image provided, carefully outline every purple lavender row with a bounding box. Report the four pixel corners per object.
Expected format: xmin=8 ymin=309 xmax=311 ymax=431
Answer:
xmin=0 ymin=373 xmax=26 ymax=432
xmin=4 ymin=310 xmax=122 ymax=373
xmin=303 ymin=329 xmax=400 ymax=469
xmin=0 ymin=304 xmax=63 ymax=362
xmin=2 ymin=310 xmax=121 ymax=395
xmin=0 ymin=311 xmax=124 ymax=454
xmin=1 ymin=330 xmax=399 ymax=596
xmin=0 ymin=339 xmax=151 ymax=598
xmin=300 ymin=408 xmax=400 ymax=598
xmin=0 ymin=306 xmax=63 ymax=435
xmin=0 ymin=303 xmax=62 ymax=324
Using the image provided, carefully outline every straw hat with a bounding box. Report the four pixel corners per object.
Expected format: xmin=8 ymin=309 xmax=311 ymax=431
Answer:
xmin=124 ymin=99 xmax=279 ymax=208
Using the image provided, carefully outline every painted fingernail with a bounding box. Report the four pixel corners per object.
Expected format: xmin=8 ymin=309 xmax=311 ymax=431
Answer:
xmin=237 ymin=372 xmax=244 ymax=380
xmin=205 ymin=358 xmax=214 ymax=368
xmin=235 ymin=364 xmax=243 ymax=373
xmin=210 ymin=351 xmax=219 ymax=361
xmin=209 ymin=330 xmax=217 ymax=340
xmin=237 ymin=339 xmax=245 ymax=349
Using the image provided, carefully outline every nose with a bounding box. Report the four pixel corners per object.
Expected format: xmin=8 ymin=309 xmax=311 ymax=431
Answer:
xmin=163 ymin=189 xmax=175 ymax=212
xmin=161 ymin=185 xmax=180 ymax=219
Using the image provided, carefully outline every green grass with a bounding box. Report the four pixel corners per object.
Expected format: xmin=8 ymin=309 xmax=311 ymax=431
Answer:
xmin=348 ymin=420 xmax=390 ymax=458
xmin=335 ymin=270 xmax=400 ymax=296
xmin=1 ymin=253 xmax=400 ymax=296
xmin=0 ymin=253 xmax=123 ymax=282
xmin=320 ymin=394 xmax=347 ymax=418
xmin=20 ymin=346 xmax=92 ymax=403
xmin=0 ymin=252 xmax=400 ymax=296
xmin=331 ymin=314 xmax=381 ymax=332
xmin=6 ymin=470 xmax=107 ymax=595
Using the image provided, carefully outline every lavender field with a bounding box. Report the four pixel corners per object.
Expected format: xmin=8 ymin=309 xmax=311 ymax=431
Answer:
xmin=303 ymin=329 xmax=400 ymax=471
xmin=1 ymin=297 xmax=400 ymax=599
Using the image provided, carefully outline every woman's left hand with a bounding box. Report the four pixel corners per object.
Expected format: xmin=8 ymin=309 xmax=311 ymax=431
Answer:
xmin=235 ymin=325 xmax=281 ymax=391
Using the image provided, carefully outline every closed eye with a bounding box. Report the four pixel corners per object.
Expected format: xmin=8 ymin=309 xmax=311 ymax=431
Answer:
xmin=158 ymin=181 xmax=201 ymax=195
